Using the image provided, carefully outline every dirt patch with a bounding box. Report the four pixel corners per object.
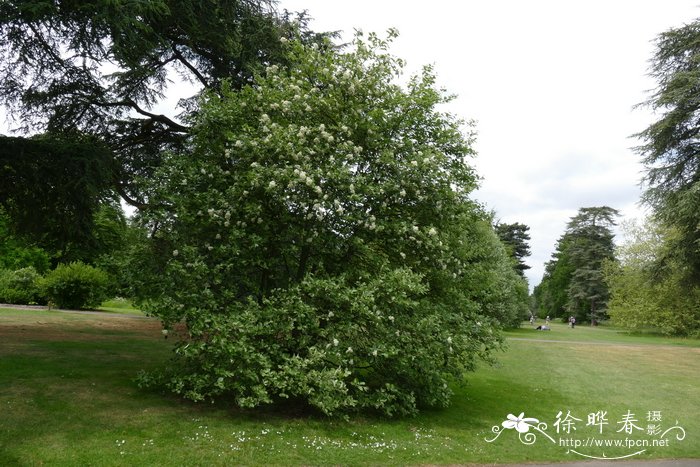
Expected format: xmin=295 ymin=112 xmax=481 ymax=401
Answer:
xmin=0 ymin=315 xmax=164 ymax=343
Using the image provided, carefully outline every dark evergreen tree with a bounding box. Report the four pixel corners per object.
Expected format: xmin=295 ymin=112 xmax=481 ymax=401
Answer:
xmin=535 ymin=207 xmax=618 ymax=323
xmin=534 ymin=237 xmax=574 ymax=319
xmin=565 ymin=207 xmax=619 ymax=323
xmin=0 ymin=134 xmax=117 ymax=263
xmin=636 ymin=17 xmax=700 ymax=284
xmin=494 ymin=222 xmax=532 ymax=277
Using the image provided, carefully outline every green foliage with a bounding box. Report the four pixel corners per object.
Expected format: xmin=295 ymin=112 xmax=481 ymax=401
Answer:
xmin=0 ymin=208 xmax=50 ymax=272
xmin=605 ymin=219 xmax=700 ymax=336
xmin=0 ymin=134 xmax=116 ymax=263
xmin=0 ymin=0 xmax=326 ymax=207
xmin=564 ymin=207 xmax=619 ymax=322
xmin=494 ymin=222 xmax=531 ymax=277
xmin=42 ymin=262 xmax=109 ymax=310
xmin=535 ymin=207 xmax=618 ymax=322
xmin=636 ymin=18 xmax=700 ymax=284
xmin=137 ymin=32 xmax=524 ymax=416
xmin=533 ymin=243 xmax=574 ymax=320
xmin=0 ymin=266 xmax=45 ymax=304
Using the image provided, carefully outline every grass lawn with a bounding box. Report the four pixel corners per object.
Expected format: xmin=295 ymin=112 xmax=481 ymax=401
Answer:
xmin=96 ymin=297 xmax=144 ymax=316
xmin=1 ymin=309 xmax=698 ymax=465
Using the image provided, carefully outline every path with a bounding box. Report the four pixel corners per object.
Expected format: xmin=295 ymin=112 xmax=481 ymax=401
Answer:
xmin=519 ymin=460 xmax=699 ymax=467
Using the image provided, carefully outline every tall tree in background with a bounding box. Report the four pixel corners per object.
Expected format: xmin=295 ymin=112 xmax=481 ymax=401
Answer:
xmin=564 ymin=206 xmax=619 ymax=323
xmin=533 ymin=237 xmax=574 ymax=319
xmin=494 ymin=222 xmax=531 ymax=278
xmin=635 ymin=17 xmax=700 ymax=284
xmin=534 ymin=207 xmax=618 ymax=322
xmin=0 ymin=0 xmax=324 ymax=208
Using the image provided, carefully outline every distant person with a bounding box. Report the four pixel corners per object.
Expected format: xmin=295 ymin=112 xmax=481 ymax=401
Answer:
xmin=571 ymin=316 xmax=576 ymax=328
xmin=545 ymin=315 xmax=550 ymax=325
xmin=536 ymin=325 xmax=550 ymax=331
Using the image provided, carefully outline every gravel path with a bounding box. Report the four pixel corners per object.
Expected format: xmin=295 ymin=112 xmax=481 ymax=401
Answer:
xmin=520 ymin=460 xmax=699 ymax=467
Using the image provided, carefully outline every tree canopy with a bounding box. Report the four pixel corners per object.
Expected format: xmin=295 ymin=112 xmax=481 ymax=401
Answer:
xmin=0 ymin=0 xmax=324 ymax=207
xmin=134 ymin=32 xmax=527 ymax=416
xmin=605 ymin=219 xmax=700 ymax=336
xmin=494 ymin=222 xmax=531 ymax=277
xmin=635 ymin=17 xmax=700 ymax=284
xmin=0 ymin=133 xmax=117 ymax=262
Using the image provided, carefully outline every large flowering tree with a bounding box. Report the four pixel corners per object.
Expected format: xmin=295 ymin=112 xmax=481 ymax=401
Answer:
xmin=139 ymin=31 xmax=526 ymax=416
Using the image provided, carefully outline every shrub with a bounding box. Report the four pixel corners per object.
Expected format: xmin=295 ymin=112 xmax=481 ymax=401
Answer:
xmin=0 ymin=267 xmax=45 ymax=304
xmin=138 ymin=32 xmax=524 ymax=416
xmin=42 ymin=262 xmax=109 ymax=310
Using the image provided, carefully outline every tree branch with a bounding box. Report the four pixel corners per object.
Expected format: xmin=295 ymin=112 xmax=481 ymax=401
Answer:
xmin=114 ymin=180 xmax=148 ymax=210
xmin=95 ymin=98 xmax=190 ymax=133
xmin=171 ymin=44 xmax=210 ymax=89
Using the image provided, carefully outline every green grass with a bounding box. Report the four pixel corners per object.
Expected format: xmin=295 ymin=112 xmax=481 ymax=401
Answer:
xmin=97 ymin=297 xmax=145 ymax=316
xmin=1 ymin=309 xmax=698 ymax=465
xmin=506 ymin=320 xmax=700 ymax=346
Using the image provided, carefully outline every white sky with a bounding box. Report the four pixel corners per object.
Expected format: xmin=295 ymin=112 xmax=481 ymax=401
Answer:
xmin=279 ymin=0 xmax=699 ymax=288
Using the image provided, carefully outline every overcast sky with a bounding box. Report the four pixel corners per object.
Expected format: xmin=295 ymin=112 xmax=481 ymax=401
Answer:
xmin=279 ymin=0 xmax=699 ymax=288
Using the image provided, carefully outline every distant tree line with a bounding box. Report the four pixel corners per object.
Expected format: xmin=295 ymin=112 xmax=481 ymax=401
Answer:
xmin=533 ymin=15 xmax=700 ymax=336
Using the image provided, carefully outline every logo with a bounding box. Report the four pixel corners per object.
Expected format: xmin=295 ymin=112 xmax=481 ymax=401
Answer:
xmin=485 ymin=410 xmax=686 ymax=460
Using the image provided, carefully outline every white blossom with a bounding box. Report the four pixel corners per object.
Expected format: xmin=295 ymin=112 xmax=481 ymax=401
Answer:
xmin=268 ymin=181 xmax=277 ymax=189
